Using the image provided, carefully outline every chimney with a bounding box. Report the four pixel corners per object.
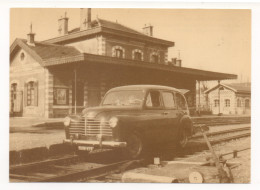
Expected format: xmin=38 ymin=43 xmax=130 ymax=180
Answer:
xmin=143 ymin=24 xmax=153 ymax=36
xmin=171 ymin=58 xmax=177 ymax=66
xmin=80 ymin=8 xmax=91 ymax=31
xmin=58 ymin=12 xmax=69 ymax=36
xmin=27 ymin=23 xmax=35 ymax=46
xmin=176 ymin=59 xmax=182 ymax=67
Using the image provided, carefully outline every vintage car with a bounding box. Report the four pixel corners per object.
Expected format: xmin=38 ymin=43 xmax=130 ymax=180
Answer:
xmin=63 ymin=85 xmax=194 ymax=158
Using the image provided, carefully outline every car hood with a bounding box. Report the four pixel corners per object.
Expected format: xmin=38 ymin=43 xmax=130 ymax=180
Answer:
xmin=82 ymin=106 xmax=142 ymax=119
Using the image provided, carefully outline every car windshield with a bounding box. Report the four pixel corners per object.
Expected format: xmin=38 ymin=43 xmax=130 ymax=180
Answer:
xmin=102 ymin=90 xmax=145 ymax=107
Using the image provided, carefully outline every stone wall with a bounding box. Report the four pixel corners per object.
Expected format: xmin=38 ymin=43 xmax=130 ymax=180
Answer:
xmin=10 ymin=49 xmax=46 ymax=117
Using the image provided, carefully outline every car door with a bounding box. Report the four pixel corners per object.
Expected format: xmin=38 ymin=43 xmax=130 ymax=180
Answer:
xmin=142 ymin=90 xmax=168 ymax=144
xmin=175 ymin=92 xmax=189 ymax=138
xmin=160 ymin=91 xmax=180 ymax=143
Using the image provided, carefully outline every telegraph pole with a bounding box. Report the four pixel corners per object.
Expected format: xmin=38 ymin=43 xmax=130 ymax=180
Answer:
xmin=198 ymin=80 xmax=201 ymax=116
xmin=74 ymin=68 xmax=77 ymax=114
xmin=218 ymin=80 xmax=221 ymax=116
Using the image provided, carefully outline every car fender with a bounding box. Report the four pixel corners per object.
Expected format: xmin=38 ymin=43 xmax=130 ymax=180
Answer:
xmin=179 ymin=115 xmax=194 ymax=137
xmin=114 ymin=115 xmax=149 ymax=141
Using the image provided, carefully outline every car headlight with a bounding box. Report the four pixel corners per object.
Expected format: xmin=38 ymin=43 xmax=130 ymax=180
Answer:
xmin=109 ymin=117 xmax=118 ymax=128
xmin=64 ymin=117 xmax=71 ymax=127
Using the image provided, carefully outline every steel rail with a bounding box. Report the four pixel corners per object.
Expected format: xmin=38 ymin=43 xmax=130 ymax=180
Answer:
xmin=192 ymin=126 xmax=250 ymax=139
xmin=38 ymin=159 xmax=131 ymax=182
xmin=210 ymin=132 xmax=251 ymax=145
xmin=10 ymin=155 xmax=79 ymax=172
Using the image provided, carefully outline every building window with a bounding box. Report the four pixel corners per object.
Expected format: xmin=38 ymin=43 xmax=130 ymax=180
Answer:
xmin=151 ymin=54 xmax=159 ymax=63
xmin=150 ymin=52 xmax=160 ymax=63
xmin=237 ymin=99 xmax=241 ymax=107
xmin=115 ymin=49 xmax=123 ymax=58
xmin=245 ymin=99 xmax=250 ymax=108
xmin=134 ymin=52 xmax=142 ymax=60
xmin=25 ymin=81 xmax=38 ymax=106
xmin=214 ymin=99 xmax=219 ymax=107
xmin=10 ymin=83 xmax=17 ymax=112
xmin=225 ymin=99 xmax=230 ymax=107
xmin=132 ymin=49 xmax=143 ymax=61
xmin=112 ymin=46 xmax=125 ymax=58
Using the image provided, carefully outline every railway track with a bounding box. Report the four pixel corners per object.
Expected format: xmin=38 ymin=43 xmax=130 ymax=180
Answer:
xmin=9 ymin=125 xmax=251 ymax=182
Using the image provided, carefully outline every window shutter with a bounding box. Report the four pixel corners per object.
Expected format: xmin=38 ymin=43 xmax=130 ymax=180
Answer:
xmin=34 ymin=81 xmax=38 ymax=106
xmin=24 ymin=82 xmax=27 ymax=107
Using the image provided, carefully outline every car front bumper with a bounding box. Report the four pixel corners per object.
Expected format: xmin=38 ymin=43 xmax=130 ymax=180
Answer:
xmin=63 ymin=139 xmax=127 ymax=148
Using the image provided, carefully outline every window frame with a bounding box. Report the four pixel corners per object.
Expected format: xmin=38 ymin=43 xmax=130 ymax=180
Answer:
xmin=144 ymin=90 xmax=164 ymax=110
xmin=237 ymin=99 xmax=241 ymax=107
xmin=225 ymin=99 xmax=230 ymax=107
xmin=161 ymin=90 xmax=177 ymax=110
xmin=132 ymin=49 xmax=144 ymax=61
xmin=25 ymin=81 xmax=38 ymax=107
xmin=214 ymin=99 xmax=219 ymax=107
xmin=112 ymin=46 xmax=125 ymax=59
xmin=175 ymin=92 xmax=188 ymax=110
xmin=115 ymin=48 xmax=123 ymax=58
xmin=134 ymin=51 xmax=142 ymax=61
xmin=151 ymin=54 xmax=159 ymax=63
xmin=245 ymin=99 xmax=250 ymax=108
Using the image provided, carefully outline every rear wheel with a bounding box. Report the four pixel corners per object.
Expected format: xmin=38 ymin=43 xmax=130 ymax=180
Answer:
xmin=177 ymin=128 xmax=188 ymax=148
xmin=124 ymin=132 xmax=143 ymax=159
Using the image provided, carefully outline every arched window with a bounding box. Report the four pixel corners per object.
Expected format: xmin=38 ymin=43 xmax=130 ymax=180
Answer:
xmin=225 ymin=99 xmax=230 ymax=107
xmin=112 ymin=46 xmax=125 ymax=58
xmin=245 ymin=99 xmax=250 ymax=108
xmin=237 ymin=99 xmax=241 ymax=107
xmin=132 ymin=49 xmax=144 ymax=61
xmin=25 ymin=81 xmax=38 ymax=106
xmin=150 ymin=52 xmax=160 ymax=63
xmin=20 ymin=52 xmax=25 ymax=61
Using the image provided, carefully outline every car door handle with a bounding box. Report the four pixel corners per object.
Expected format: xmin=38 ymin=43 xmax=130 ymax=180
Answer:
xmin=162 ymin=112 xmax=169 ymax=115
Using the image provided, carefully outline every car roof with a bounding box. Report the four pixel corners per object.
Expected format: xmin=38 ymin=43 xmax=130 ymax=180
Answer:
xmin=108 ymin=85 xmax=182 ymax=93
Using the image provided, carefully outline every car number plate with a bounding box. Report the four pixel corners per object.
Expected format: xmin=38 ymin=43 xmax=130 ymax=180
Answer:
xmin=78 ymin=146 xmax=94 ymax=151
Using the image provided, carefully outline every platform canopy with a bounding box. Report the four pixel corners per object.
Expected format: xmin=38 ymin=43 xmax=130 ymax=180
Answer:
xmin=43 ymin=53 xmax=237 ymax=81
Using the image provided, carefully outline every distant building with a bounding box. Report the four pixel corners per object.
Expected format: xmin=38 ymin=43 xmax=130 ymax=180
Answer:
xmin=204 ymin=83 xmax=251 ymax=115
xmin=10 ymin=8 xmax=237 ymax=118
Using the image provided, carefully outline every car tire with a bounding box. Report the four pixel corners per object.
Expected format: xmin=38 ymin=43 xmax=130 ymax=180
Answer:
xmin=124 ymin=132 xmax=143 ymax=159
xmin=177 ymin=127 xmax=188 ymax=148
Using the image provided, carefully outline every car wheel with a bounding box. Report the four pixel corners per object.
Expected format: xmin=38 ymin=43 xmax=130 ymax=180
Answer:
xmin=177 ymin=128 xmax=188 ymax=148
xmin=124 ymin=132 xmax=143 ymax=159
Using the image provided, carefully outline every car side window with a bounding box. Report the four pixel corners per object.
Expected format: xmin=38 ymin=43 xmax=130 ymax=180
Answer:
xmin=145 ymin=90 xmax=162 ymax=108
xmin=162 ymin=91 xmax=176 ymax=109
xmin=175 ymin=93 xmax=187 ymax=110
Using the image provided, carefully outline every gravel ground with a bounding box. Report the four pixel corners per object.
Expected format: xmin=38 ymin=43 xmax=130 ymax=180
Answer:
xmin=126 ymin=137 xmax=250 ymax=183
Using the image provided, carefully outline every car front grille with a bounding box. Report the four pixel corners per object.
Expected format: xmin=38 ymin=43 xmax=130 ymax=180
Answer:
xmin=69 ymin=117 xmax=113 ymax=137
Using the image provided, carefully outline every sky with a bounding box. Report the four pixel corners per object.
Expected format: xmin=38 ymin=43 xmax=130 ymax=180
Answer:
xmin=10 ymin=8 xmax=251 ymax=83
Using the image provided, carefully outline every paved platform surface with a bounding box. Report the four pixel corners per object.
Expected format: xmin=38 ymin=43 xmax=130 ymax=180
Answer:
xmin=10 ymin=117 xmax=63 ymax=128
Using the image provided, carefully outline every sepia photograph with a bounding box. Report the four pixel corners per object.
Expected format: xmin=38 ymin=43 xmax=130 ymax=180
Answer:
xmin=8 ymin=6 xmax=252 ymax=184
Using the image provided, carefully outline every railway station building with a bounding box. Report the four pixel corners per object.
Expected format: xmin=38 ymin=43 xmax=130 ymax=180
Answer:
xmin=10 ymin=8 xmax=237 ymax=118
xmin=205 ymin=83 xmax=251 ymax=115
